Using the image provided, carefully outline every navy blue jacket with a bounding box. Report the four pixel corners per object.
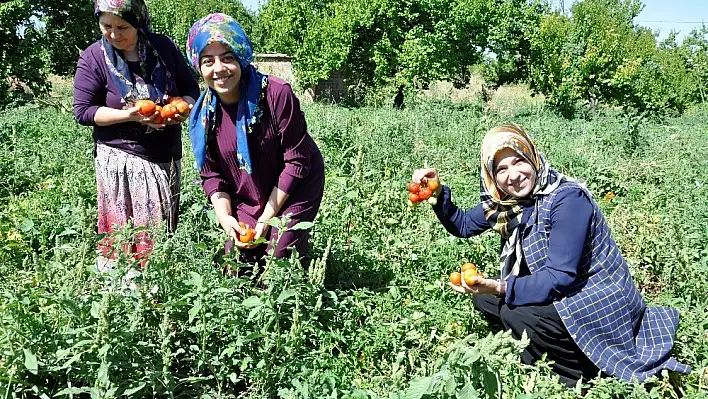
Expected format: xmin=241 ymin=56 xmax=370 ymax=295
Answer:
xmin=432 ymin=185 xmax=592 ymax=306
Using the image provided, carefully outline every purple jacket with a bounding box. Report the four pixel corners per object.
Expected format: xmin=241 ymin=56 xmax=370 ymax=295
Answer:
xmin=201 ymin=77 xmax=325 ymax=223
xmin=73 ymin=33 xmax=200 ymax=163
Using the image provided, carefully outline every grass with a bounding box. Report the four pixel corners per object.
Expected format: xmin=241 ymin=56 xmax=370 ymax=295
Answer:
xmin=0 ymin=85 xmax=707 ymax=398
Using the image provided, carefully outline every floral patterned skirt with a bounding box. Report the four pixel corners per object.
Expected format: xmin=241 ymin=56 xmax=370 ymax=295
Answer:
xmin=94 ymin=144 xmax=181 ymax=267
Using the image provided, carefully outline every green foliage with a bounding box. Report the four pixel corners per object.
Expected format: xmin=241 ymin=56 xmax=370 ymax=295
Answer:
xmin=259 ymin=0 xmax=544 ymax=102
xmin=681 ymin=25 xmax=708 ymax=104
xmin=32 ymin=0 xmax=96 ymax=76
xmin=0 ymin=0 xmax=51 ymax=108
xmin=146 ymin=0 xmax=257 ymax=52
xmin=528 ymin=0 xmax=704 ymax=117
xmin=1 ymin=86 xmax=708 ymax=397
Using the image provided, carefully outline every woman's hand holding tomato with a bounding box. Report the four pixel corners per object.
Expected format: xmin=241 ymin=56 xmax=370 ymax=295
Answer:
xmin=216 ymin=215 xmax=254 ymax=249
xmin=162 ymin=97 xmax=193 ymax=126
xmin=252 ymin=219 xmax=270 ymax=243
xmin=127 ymin=98 xmax=194 ymax=129
xmin=447 ymin=276 xmax=505 ymax=295
xmin=446 ymin=262 xmax=503 ymax=295
xmin=412 ymin=168 xmax=443 ymax=197
xmin=126 ymin=105 xmax=164 ymax=128
xmin=407 ymin=167 xmax=442 ymax=206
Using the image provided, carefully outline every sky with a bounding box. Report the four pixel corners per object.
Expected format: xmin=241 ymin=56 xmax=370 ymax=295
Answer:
xmin=630 ymin=0 xmax=707 ymax=42
xmin=238 ymin=0 xmax=707 ymax=43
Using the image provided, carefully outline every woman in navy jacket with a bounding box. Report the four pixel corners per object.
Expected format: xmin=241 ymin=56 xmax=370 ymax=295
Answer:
xmin=412 ymin=123 xmax=690 ymax=386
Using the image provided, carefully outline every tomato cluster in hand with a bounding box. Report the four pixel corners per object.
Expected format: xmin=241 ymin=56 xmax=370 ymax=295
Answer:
xmin=449 ymin=262 xmax=486 ymax=286
xmin=135 ymin=97 xmax=190 ymax=122
xmin=238 ymin=222 xmax=256 ymax=243
xmin=406 ymin=177 xmax=440 ymax=206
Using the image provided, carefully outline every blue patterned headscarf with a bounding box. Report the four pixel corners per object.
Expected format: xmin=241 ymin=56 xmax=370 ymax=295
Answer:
xmin=186 ymin=13 xmax=268 ymax=173
xmin=95 ymin=0 xmax=170 ymax=105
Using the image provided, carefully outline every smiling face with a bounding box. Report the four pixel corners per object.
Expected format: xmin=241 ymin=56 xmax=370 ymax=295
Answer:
xmin=493 ymin=147 xmax=537 ymax=199
xmin=98 ymin=12 xmax=138 ymax=53
xmin=199 ymin=41 xmax=242 ymax=104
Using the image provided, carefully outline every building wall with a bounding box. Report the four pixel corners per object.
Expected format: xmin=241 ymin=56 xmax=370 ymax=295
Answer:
xmin=252 ymin=53 xmax=346 ymax=103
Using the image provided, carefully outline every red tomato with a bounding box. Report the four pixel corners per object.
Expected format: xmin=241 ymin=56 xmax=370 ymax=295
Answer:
xmin=238 ymin=222 xmax=255 ymax=243
xmin=418 ymin=187 xmax=432 ymax=200
xmin=135 ymin=100 xmax=156 ymax=116
xmin=449 ymin=272 xmax=462 ymax=285
xmin=407 ymin=182 xmax=420 ymax=194
xmin=174 ymin=100 xmax=190 ymax=116
xmin=408 ymin=193 xmax=421 ymax=203
xmin=161 ymin=104 xmax=178 ymax=120
xmin=168 ymin=96 xmax=184 ymax=106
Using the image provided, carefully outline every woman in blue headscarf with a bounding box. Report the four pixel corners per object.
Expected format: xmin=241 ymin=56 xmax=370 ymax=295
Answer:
xmin=73 ymin=0 xmax=200 ymax=269
xmin=186 ymin=13 xmax=324 ymax=263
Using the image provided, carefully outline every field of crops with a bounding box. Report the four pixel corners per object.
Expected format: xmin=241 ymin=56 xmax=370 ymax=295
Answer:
xmin=1 ymin=86 xmax=707 ymax=398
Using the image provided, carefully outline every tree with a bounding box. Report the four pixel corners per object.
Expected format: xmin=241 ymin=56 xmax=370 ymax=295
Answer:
xmin=0 ymin=0 xmax=51 ymax=107
xmin=146 ymin=0 xmax=257 ymax=52
xmin=33 ymin=0 xmax=96 ymax=76
xmin=259 ymin=0 xmax=546 ymax=103
xmin=528 ymin=0 xmax=696 ymax=117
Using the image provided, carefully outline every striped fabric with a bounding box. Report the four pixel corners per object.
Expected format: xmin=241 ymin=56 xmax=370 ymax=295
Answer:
xmin=521 ymin=181 xmax=691 ymax=382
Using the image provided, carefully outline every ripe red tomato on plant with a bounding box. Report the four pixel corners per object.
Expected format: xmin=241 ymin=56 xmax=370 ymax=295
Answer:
xmin=408 ymin=193 xmax=421 ymax=203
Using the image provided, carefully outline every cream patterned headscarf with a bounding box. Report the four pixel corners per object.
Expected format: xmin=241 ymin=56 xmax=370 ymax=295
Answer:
xmin=479 ymin=124 xmax=567 ymax=279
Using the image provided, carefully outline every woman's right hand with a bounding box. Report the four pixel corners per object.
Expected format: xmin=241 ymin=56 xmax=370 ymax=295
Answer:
xmin=412 ymin=168 xmax=442 ymax=196
xmin=125 ymin=106 xmax=166 ymax=129
xmin=218 ymin=215 xmax=252 ymax=249
xmin=411 ymin=168 xmax=438 ymax=183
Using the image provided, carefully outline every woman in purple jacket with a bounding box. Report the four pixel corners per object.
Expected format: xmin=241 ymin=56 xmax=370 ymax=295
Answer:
xmin=73 ymin=0 xmax=200 ymax=268
xmin=412 ymin=124 xmax=689 ymax=386
xmin=186 ymin=14 xmax=324 ymax=264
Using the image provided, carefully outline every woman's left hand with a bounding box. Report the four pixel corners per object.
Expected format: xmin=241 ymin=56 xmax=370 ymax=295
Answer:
xmin=447 ymin=277 xmax=506 ymax=296
xmin=253 ymin=220 xmax=271 ymax=243
xmin=164 ymin=103 xmax=194 ymax=125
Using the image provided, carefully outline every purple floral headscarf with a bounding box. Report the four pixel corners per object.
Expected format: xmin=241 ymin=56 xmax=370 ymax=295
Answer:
xmin=95 ymin=0 xmax=170 ymax=105
xmin=186 ymin=13 xmax=268 ymax=174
